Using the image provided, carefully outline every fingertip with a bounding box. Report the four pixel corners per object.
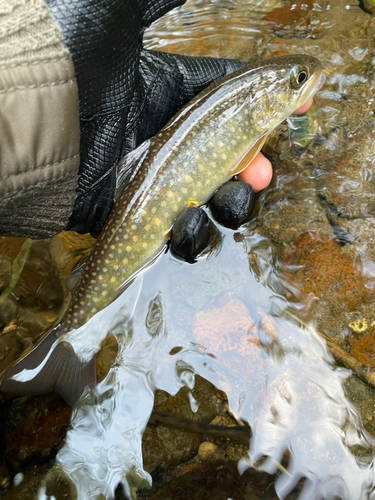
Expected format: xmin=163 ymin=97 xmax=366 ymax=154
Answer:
xmin=238 ymin=153 xmax=273 ymax=192
xmin=293 ymin=98 xmax=313 ymax=115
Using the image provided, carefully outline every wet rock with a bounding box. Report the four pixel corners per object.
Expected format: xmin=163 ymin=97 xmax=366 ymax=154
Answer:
xmin=263 ymin=0 xmax=315 ymax=30
xmin=0 ymin=464 xmax=52 ymax=500
xmin=198 ymin=442 xmax=218 ymax=461
xmin=210 ymin=181 xmax=255 ymax=228
xmin=49 ymin=230 xmax=95 ymax=278
xmin=279 ymin=232 xmax=375 ymax=342
xmin=260 ymin=198 xmax=330 ymax=245
xmin=314 ymin=107 xmax=375 ymax=220
xmin=143 ymin=380 xmax=228 ymax=474
xmin=2 ymin=394 xmax=72 ymax=465
xmin=335 ymin=218 xmax=375 ymax=262
xmin=39 ymin=469 xmax=76 ymax=500
xmin=281 ymin=232 xmax=372 ymax=311
xmin=192 ymin=295 xmax=277 ymax=383
xmin=0 ymin=232 xmax=96 ymax=376
xmin=153 ymin=378 xmax=225 ymax=424
xmin=209 ymin=415 xmax=236 ymax=427
xmin=0 ymin=331 xmax=22 ymax=374
xmin=144 ymin=460 xmax=272 ymax=500
xmin=256 ymin=156 xmax=331 ymax=246
xmin=143 ymin=424 xmax=201 ymax=473
xmin=96 ymin=334 xmax=118 ymax=383
xmin=344 ymin=375 xmax=375 ymax=430
xmin=313 ymin=297 xmax=350 ymax=341
xmin=193 ymin=296 xmax=256 ymax=356
xmin=350 ymin=327 xmax=375 ymax=371
xmin=170 ymin=207 xmax=211 ymax=263
xmin=359 ymin=0 xmax=375 ymax=14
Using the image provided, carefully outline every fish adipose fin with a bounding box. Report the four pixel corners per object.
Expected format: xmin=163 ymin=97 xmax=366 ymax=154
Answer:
xmin=0 ymin=331 xmax=96 ymax=407
xmin=230 ymin=135 xmax=267 ymax=175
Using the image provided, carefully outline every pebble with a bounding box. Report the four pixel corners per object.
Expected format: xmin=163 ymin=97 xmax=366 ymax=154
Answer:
xmin=198 ymin=442 xmax=218 ymax=461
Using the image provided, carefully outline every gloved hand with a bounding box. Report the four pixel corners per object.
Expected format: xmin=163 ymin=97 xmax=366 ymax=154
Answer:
xmin=44 ymin=0 xmax=262 ymax=238
xmin=0 ymin=0 xmax=252 ymax=239
xmin=171 ymin=181 xmax=256 ymax=263
xmin=0 ymin=0 xmax=304 ymax=244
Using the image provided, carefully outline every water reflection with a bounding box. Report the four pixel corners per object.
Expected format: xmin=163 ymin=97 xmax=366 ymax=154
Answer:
xmin=33 ymin=226 xmax=373 ymax=499
xmin=3 ymin=0 xmax=375 ymax=498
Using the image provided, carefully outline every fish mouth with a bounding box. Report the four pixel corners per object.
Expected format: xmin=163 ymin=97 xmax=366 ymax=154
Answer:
xmin=313 ymin=73 xmax=326 ymax=94
xmin=300 ymin=72 xmax=326 ymax=108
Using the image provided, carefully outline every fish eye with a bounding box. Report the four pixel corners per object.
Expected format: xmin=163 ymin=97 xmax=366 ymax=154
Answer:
xmin=290 ymin=66 xmax=309 ymax=89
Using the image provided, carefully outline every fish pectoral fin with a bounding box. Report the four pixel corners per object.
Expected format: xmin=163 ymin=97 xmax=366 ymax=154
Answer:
xmin=230 ymin=134 xmax=267 ymax=175
xmin=1 ymin=333 xmax=96 ymax=407
xmin=54 ymin=342 xmax=97 ymax=406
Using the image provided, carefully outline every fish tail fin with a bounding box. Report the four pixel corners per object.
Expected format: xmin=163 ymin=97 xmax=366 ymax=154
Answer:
xmin=1 ymin=332 xmax=96 ymax=407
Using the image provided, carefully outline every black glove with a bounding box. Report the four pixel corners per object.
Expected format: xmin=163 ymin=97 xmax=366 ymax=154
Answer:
xmin=171 ymin=181 xmax=256 ymax=263
xmin=45 ymin=0 xmax=247 ymax=237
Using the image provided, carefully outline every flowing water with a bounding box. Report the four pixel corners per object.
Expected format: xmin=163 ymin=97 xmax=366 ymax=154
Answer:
xmin=2 ymin=0 xmax=375 ymax=499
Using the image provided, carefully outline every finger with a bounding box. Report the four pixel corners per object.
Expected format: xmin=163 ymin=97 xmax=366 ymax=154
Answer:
xmin=238 ymin=153 xmax=273 ymax=192
xmin=293 ymin=98 xmax=313 ymax=115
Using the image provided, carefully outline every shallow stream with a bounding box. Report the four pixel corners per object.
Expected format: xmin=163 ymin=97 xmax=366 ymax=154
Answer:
xmin=2 ymin=0 xmax=375 ymax=499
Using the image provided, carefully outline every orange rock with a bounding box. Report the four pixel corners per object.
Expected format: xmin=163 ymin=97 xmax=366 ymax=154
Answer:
xmin=282 ymin=233 xmax=370 ymax=310
xmin=192 ymin=297 xmax=271 ymax=383
xmin=350 ymin=330 xmax=375 ymax=370
xmin=263 ymin=1 xmax=314 ymax=30
xmin=192 ymin=297 xmax=257 ymax=357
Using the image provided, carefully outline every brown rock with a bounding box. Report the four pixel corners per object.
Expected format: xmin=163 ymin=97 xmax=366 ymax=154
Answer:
xmin=192 ymin=297 xmax=257 ymax=357
xmin=142 ymin=425 xmax=201 ymax=473
xmin=281 ymin=232 xmax=371 ymax=311
xmin=146 ymin=461 xmax=272 ymax=500
xmin=263 ymin=1 xmax=314 ymax=30
xmin=192 ymin=297 xmax=279 ymax=383
xmin=4 ymin=394 xmax=72 ymax=465
xmin=350 ymin=329 xmax=375 ymax=371
xmin=198 ymin=442 xmax=218 ymax=462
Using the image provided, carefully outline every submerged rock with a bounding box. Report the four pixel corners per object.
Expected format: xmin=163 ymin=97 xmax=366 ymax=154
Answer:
xmin=2 ymin=394 xmax=71 ymax=466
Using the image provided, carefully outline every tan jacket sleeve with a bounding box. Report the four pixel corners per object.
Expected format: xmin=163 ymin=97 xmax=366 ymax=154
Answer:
xmin=0 ymin=0 xmax=80 ymax=239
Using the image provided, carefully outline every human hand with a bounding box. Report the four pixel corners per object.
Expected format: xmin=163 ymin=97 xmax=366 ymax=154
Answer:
xmin=0 ymin=0 xmax=247 ymax=240
xmin=43 ymin=0 xmax=249 ymax=237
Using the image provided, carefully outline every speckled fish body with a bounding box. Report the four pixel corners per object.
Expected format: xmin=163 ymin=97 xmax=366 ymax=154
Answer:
xmin=1 ymin=55 xmax=325 ymax=404
xmin=64 ymin=55 xmax=324 ymax=330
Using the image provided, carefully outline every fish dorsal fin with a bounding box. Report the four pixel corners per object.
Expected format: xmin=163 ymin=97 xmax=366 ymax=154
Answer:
xmin=230 ymin=134 xmax=267 ymax=175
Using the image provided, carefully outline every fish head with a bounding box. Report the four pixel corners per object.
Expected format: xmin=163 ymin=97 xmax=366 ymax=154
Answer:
xmin=247 ymin=55 xmax=325 ymax=133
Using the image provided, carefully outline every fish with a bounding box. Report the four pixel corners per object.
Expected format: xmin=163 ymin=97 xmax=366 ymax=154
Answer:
xmin=0 ymin=55 xmax=325 ymax=405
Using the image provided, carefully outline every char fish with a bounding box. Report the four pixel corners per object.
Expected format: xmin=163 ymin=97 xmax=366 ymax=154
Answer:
xmin=1 ymin=55 xmax=325 ymax=405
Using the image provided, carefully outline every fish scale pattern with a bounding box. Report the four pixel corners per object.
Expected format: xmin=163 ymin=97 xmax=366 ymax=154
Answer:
xmin=45 ymin=0 xmax=245 ymax=237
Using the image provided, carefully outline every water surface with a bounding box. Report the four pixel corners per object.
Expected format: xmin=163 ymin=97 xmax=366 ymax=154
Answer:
xmin=2 ymin=0 xmax=375 ymax=499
